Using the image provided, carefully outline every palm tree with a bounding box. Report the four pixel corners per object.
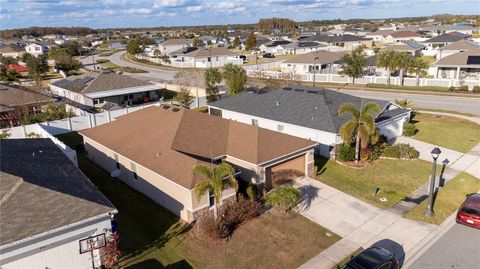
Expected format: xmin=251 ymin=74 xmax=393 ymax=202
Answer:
xmin=204 ymin=67 xmax=222 ymax=102
xmin=0 ymin=67 xmax=20 ymax=82
xmin=408 ymin=57 xmax=429 ymax=86
xmin=338 ymin=102 xmax=381 ymax=162
xmin=339 ymin=46 xmax=367 ymax=84
xmin=393 ymin=52 xmax=412 ymax=86
xmin=376 ymin=50 xmax=396 ymax=85
xmin=193 ymin=163 xmax=238 ymax=220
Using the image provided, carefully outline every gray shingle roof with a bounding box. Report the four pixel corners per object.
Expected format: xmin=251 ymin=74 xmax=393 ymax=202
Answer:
xmin=423 ymin=33 xmax=465 ymax=44
xmin=51 ymin=71 xmax=152 ymax=94
xmin=209 ymin=87 xmax=402 ymax=133
xmin=0 ymin=139 xmax=116 ymax=246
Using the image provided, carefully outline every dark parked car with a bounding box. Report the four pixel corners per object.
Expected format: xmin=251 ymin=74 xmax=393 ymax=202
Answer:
xmin=263 ymin=53 xmax=275 ymax=58
xmin=239 ymin=55 xmax=247 ymax=62
xmin=456 ymin=193 xmax=480 ymax=229
xmin=342 ymin=246 xmax=399 ymax=269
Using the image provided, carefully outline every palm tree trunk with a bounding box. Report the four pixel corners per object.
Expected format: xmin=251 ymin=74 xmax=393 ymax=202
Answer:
xmin=355 ymin=133 xmax=360 ymax=163
xmin=400 ymin=68 xmax=405 ymax=86
xmin=213 ymin=204 xmax=218 ymax=220
xmin=386 ymin=69 xmax=391 ymax=85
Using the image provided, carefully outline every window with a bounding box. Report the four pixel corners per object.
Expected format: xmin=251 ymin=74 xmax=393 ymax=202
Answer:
xmin=209 ymin=108 xmax=222 ymax=117
xmin=113 ymin=153 xmax=120 ymax=169
xmin=130 ymin=162 xmax=138 ymax=180
xmin=208 ymin=189 xmax=215 ymax=207
xmin=378 ymin=262 xmax=392 ymax=269
xmin=277 ymin=125 xmax=284 ymax=132
xmin=207 ymin=57 xmax=211 ymax=62
xmin=252 ymin=119 xmax=259 ymax=126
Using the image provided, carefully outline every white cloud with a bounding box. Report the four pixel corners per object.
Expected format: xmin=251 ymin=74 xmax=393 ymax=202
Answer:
xmin=153 ymin=0 xmax=188 ymax=8
xmin=125 ymin=8 xmax=152 ymax=14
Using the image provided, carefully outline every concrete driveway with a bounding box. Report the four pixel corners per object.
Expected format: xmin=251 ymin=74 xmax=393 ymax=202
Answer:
xmin=295 ymin=177 xmax=437 ymax=269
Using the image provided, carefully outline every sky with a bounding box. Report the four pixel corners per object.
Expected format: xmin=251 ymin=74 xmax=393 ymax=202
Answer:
xmin=0 ymin=0 xmax=479 ymax=30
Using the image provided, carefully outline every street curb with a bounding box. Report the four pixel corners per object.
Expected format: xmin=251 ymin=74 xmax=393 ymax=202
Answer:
xmin=402 ymin=212 xmax=457 ymax=268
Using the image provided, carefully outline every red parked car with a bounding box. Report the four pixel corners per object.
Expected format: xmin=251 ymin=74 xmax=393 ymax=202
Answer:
xmin=456 ymin=193 xmax=480 ymax=229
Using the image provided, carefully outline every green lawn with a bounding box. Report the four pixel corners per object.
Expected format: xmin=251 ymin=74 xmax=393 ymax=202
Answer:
xmin=416 ymin=108 xmax=479 ymax=118
xmin=421 ymin=56 xmax=436 ymax=64
xmin=57 ymin=132 xmax=339 ymax=269
xmin=412 ymin=113 xmax=480 ymax=153
xmin=405 ymin=172 xmax=480 ymax=224
xmin=315 ymin=157 xmax=438 ymax=209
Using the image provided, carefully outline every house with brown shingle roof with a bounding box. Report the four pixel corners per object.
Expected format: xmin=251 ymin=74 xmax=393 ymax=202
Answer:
xmin=438 ymin=40 xmax=480 ymax=59
xmin=432 ymin=49 xmax=480 ymax=80
xmin=80 ymin=105 xmax=317 ymax=221
xmin=280 ymin=50 xmax=343 ymax=75
xmin=49 ymin=71 xmax=161 ymax=113
xmin=385 ymin=31 xmax=422 ymax=43
xmin=0 ymin=44 xmax=25 ymax=58
xmin=158 ymin=38 xmax=192 ymax=56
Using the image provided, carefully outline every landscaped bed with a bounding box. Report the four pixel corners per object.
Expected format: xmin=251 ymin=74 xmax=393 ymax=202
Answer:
xmin=57 ymin=132 xmax=339 ymax=269
xmin=404 ymin=172 xmax=480 ymax=224
xmin=315 ymin=157 xmax=439 ymax=209
xmin=366 ymin=83 xmax=450 ymax=92
xmin=412 ymin=113 xmax=480 ymax=153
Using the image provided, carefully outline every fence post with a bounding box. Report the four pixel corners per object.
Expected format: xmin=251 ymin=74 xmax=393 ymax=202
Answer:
xmin=88 ymin=114 xmax=92 ymax=128
xmin=68 ymin=117 xmax=72 ymax=131
xmin=93 ymin=114 xmax=97 ymax=127
xmin=107 ymin=111 xmax=112 ymax=123
xmin=125 ymin=107 xmax=128 ymax=114
xmin=22 ymin=125 xmax=27 ymax=138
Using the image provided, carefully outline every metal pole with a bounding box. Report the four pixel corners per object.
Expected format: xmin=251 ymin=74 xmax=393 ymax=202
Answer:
xmin=90 ymin=249 xmax=95 ymax=269
xmin=256 ymin=55 xmax=258 ymax=70
xmin=313 ymin=58 xmax=317 ymax=87
xmin=425 ymin=157 xmax=437 ymax=217
xmin=92 ymin=54 xmax=96 ymax=70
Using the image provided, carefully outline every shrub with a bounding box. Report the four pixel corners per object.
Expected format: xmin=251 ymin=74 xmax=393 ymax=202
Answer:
xmin=450 ymin=85 xmax=469 ymax=92
xmin=199 ymin=198 xmax=261 ymax=239
xmin=266 ymin=185 xmax=300 ymax=213
xmin=383 ymin=143 xmax=419 ymax=159
xmin=473 ymin=86 xmax=480 ymax=93
xmin=403 ymin=123 xmax=417 ymax=137
xmin=337 ymin=143 xmax=355 ymax=162
xmin=96 ymin=59 xmax=109 ymax=64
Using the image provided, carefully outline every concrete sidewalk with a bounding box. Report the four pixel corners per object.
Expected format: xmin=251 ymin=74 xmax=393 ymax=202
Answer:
xmin=295 ymin=178 xmax=436 ymax=269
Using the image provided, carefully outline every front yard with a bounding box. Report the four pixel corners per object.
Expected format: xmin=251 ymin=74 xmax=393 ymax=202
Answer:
xmin=412 ymin=113 xmax=480 ymax=153
xmin=315 ymin=157 xmax=438 ymax=209
xmin=58 ymin=132 xmax=339 ymax=269
xmin=405 ymin=172 xmax=480 ymax=224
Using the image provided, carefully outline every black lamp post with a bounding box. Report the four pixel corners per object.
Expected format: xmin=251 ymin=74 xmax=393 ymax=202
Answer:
xmin=313 ymin=56 xmax=319 ymax=87
xmin=425 ymin=147 xmax=441 ymax=217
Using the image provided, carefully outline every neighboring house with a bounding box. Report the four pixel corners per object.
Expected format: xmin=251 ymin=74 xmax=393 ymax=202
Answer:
xmin=422 ymin=33 xmax=466 ymax=50
xmin=304 ymin=34 xmax=373 ymax=50
xmin=0 ymin=139 xmax=117 ymax=269
xmin=49 ymin=71 xmax=161 ymax=112
xmin=80 ymin=105 xmax=316 ymax=221
xmin=437 ymin=39 xmax=480 ymax=59
xmin=0 ymin=84 xmax=52 ymax=127
xmin=208 ymin=87 xmax=411 ymax=157
xmin=259 ymin=40 xmax=291 ymax=54
xmin=200 ymin=36 xmax=218 ymax=44
xmin=6 ymin=64 xmax=28 ymax=76
xmin=365 ymin=30 xmax=396 ymax=42
xmin=382 ymin=40 xmax=426 ymax=56
xmin=276 ymin=41 xmax=326 ymax=55
xmin=384 ymin=31 xmax=422 ymax=43
xmin=431 ymin=49 xmax=480 ymax=80
xmin=280 ymin=50 xmax=343 ymax=75
xmin=25 ymin=43 xmax=48 ymax=57
xmin=0 ymin=44 xmax=25 ymax=58
xmin=158 ymin=39 xmax=192 ymax=56
xmin=173 ymin=47 xmax=242 ymax=68
xmin=365 ymin=54 xmax=388 ymax=76
xmin=420 ymin=25 xmax=479 ymax=36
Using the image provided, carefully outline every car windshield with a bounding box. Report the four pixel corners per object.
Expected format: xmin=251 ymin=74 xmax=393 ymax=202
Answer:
xmin=462 ymin=196 xmax=480 ymax=216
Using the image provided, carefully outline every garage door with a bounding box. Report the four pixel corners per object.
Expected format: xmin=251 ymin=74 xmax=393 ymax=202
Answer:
xmin=266 ymin=155 xmax=305 ymax=189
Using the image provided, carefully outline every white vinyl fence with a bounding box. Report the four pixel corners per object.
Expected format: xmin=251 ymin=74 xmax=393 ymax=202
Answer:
xmin=246 ymin=70 xmax=480 ymax=90
xmin=243 ymin=61 xmax=284 ymax=71
xmin=2 ymin=102 xmax=164 ymax=139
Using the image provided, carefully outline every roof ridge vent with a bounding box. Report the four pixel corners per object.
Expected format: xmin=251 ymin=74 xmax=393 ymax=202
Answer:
xmin=276 ymin=101 xmax=280 ymax=107
xmin=172 ymin=107 xmax=181 ymax=112
xmin=162 ymin=105 xmax=170 ymax=109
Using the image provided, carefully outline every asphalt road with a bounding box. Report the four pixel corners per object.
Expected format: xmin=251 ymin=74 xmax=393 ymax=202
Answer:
xmin=80 ymin=51 xmax=177 ymax=82
xmin=336 ymin=89 xmax=480 ymax=116
xmin=409 ymin=224 xmax=480 ymax=269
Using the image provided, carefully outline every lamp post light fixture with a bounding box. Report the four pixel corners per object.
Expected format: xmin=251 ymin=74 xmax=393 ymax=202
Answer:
xmin=425 ymin=147 xmax=441 ymax=217
xmin=313 ymin=56 xmax=319 ymax=87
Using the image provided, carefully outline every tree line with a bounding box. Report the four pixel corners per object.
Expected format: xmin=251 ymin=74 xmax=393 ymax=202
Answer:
xmin=256 ymin=18 xmax=297 ymax=34
xmin=0 ymin=27 xmax=97 ymax=39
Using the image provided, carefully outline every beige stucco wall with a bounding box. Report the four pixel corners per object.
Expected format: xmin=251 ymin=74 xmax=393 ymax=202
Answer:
xmin=82 ymin=135 xmax=238 ymax=222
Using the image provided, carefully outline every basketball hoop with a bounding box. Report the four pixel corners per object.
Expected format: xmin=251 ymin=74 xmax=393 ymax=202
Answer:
xmin=79 ymin=233 xmax=106 ymax=254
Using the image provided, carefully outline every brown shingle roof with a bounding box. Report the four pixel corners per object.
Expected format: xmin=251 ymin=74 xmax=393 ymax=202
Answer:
xmin=283 ymin=50 xmax=343 ymax=65
xmin=161 ymin=39 xmax=191 ymax=46
xmin=434 ymin=49 xmax=480 ymax=67
xmin=51 ymin=71 xmax=152 ymax=94
xmin=80 ymin=106 xmax=316 ymax=188
xmin=440 ymin=40 xmax=480 ymax=51
xmin=0 ymin=84 xmax=51 ymax=108
xmin=0 ymin=44 xmax=24 ymax=54
xmin=390 ymin=31 xmax=421 ymax=38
